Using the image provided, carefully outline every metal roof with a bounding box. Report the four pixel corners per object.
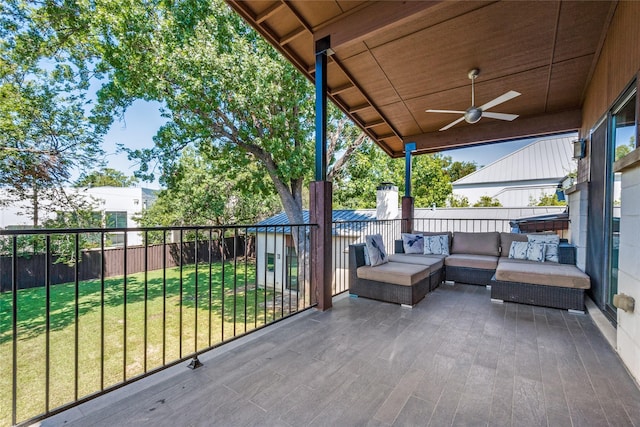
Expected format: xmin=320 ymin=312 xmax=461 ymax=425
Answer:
xmin=251 ymin=209 xmax=377 ymax=235
xmin=453 ymin=134 xmax=577 ymax=186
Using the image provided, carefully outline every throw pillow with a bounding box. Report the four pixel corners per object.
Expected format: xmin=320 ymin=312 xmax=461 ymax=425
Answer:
xmin=527 ymin=234 xmax=560 ymax=263
xmin=363 ymin=245 xmax=371 ymax=266
xmin=365 ymin=234 xmax=388 ymax=266
xmin=526 ymin=242 xmax=547 ymax=262
xmin=424 ymin=235 xmax=450 ymax=256
xmin=508 ymin=241 xmax=529 ymax=260
xmin=402 ymin=233 xmax=424 ymax=254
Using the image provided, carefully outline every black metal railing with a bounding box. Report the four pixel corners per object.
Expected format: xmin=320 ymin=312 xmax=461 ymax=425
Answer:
xmin=331 ymin=218 xmax=401 ymax=295
xmin=0 ymin=223 xmax=315 ymax=427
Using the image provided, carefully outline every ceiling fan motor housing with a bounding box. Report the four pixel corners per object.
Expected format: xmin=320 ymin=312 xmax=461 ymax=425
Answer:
xmin=464 ymin=106 xmax=482 ymax=123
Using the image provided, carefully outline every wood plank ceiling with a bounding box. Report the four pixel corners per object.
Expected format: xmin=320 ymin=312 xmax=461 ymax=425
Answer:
xmin=226 ymin=0 xmax=616 ymax=157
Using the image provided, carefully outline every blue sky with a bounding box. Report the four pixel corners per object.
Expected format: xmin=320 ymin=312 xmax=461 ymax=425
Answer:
xmin=96 ymin=100 xmax=574 ymax=188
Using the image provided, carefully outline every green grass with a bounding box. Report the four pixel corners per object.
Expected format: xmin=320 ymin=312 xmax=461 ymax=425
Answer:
xmin=0 ymin=260 xmax=298 ymax=426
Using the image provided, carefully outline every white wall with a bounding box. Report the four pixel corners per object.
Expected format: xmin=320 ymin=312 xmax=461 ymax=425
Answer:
xmin=0 ymin=186 xmax=157 ymax=246
xmin=255 ymin=232 xmax=288 ymax=292
xmin=566 ymin=184 xmax=589 ymax=271
xmin=616 ymin=161 xmax=640 ymax=383
xmin=453 ymin=181 xmax=562 ymax=207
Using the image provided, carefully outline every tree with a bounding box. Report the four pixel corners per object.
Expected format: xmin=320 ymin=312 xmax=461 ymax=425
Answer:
xmin=473 ymin=196 xmax=502 ymax=207
xmin=75 ymin=168 xmax=138 ymax=188
xmin=1 ymin=1 xmax=105 ymax=227
xmin=447 ymin=194 xmax=470 ymax=207
xmin=333 ymin=140 xmax=455 ymax=209
xmin=442 ymin=158 xmax=477 ymax=182
xmin=615 ymin=136 xmax=636 ymax=161
xmin=530 ymin=192 xmax=566 ymax=206
xmin=137 ymin=148 xmax=280 ymax=227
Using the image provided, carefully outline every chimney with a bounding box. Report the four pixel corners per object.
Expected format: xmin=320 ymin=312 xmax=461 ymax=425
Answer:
xmin=376 ymin=183 xmax=399 ymax=220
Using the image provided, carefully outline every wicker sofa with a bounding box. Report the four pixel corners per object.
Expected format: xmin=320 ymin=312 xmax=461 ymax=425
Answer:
xmin=349 ymin=231 xmax=590 ymax=311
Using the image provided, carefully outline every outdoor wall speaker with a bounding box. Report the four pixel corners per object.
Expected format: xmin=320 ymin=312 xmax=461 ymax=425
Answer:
xmin=572 ymin=138 xmax=586 ymax=159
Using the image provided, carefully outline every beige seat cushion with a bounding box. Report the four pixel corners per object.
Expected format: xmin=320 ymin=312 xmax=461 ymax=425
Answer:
xmin=357 ymin=262 xmax=430 ymax=287
xmin=444 ymin=254 xmax=499 ymax=270
xmin=496 ymin=258 xmax=590 ymax=289
xmin=389 ymin=253 xmax=445 ymax=270
xmin=499 ymin=232 xmax=528 ymax=257
xmin=451 ymin=232 xmax=500 ymax=256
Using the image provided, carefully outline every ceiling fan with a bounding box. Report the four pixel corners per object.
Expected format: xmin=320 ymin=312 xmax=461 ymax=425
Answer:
xmin=426 ymin=68 xmax=521 ymax=131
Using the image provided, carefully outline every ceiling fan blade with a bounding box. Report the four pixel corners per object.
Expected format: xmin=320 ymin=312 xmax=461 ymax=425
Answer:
xmin=482 ymin=111 xmax=519 ymax=121
xmin=479 ymin=90 xmax=521 ymax=111
xmin=439 ymin=116 xmax=465 ymax=131
xmin=426 ymin=109 xmax=466 ymax=114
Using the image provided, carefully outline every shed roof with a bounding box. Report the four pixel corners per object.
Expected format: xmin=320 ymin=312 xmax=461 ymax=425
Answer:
xmin=453 ymin=135 xmax=576 ymax=186
xmin=252 ymin=209 xmax=377 ymax=235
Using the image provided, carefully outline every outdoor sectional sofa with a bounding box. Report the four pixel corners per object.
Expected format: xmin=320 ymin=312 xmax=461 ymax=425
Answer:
xmin=349 ymin=231 xmax=590 ymax=311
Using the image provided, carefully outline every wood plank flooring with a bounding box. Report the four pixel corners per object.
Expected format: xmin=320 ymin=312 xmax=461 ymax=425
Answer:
xmin=45 ymin=284 xmax=640 ymax=426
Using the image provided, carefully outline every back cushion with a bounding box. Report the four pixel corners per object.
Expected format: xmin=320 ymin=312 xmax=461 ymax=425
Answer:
xmin=451 ymin=232 xmax=500 ymax=256
xmin=500 ymin=232 xmax=528 ymax=257
xmin=415 ymin=231 xmax=453 ymax=251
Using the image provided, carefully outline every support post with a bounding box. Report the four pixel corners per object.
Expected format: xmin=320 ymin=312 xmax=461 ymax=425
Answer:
xmin=311 ymin=36 xmax=333 ymax=311
xmin=402 ymin=142 xmax=416 ymax=233
xmin=315 ymin=37 xmax=330 ymax=182
xmin=310 ymin=182 xmax=333 ymax=311
xmin=402 ymin=197 xmax=414 ymax=234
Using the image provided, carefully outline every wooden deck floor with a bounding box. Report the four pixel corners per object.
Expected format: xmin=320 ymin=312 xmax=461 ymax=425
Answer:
xmin=44 ymin=283 xmax=640 ymax=426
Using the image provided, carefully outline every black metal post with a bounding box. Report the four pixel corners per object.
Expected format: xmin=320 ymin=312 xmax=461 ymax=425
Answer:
xmin=404 ymin=142 xmax=416 ymax=198
xmin=315 ymin=36 xmax=331 ymax=181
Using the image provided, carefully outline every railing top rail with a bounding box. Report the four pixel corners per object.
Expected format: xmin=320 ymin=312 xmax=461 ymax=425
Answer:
xmin=0 ymin=223 xmax=316 ymax=236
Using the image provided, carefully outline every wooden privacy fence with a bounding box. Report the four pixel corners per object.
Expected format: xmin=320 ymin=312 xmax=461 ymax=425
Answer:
xmin=0 ymin=235 xmax=252 ymax=292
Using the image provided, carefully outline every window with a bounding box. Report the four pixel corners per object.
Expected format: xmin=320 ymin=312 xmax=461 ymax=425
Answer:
xmin=607 ymin=88 xmax=636 ymax=315
xmin=105 ymin=211 xmax=128 ymax=228
xmin=266 ymin=253 xmax=275 ymax=272
xmin=286 ymin=247 xmax=299 ymax=291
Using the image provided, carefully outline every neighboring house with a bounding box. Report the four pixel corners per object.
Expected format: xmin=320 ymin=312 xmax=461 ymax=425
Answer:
xmin=452 ymin=135 xmax=578 ymax=207
xmin=0 ymin=186 xmax=158 ymax=246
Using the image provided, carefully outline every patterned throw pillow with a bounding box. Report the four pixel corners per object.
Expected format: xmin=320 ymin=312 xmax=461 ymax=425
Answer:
xmin=363 ymin=245 xmax=371 ymax=265
xmin=365 ymin=234 xmax=388 ymax=266
xmin=526 ymin=242 xmax=547 ymax=262
xmin=527 ymin=234 xmax=560 ymax=263
xmin=509 ymin=241 xmax=547 ymax=262
xmin=402 ymin=233 xmax=424 ymax=254
xmin=424 ymin=235 xmax=450 ymax=256
xmin=508 ymin=241 xmax=529 ymax=260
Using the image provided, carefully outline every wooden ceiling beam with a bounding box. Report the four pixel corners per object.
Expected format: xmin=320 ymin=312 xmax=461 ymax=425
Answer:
xmin=329 ymin=83 xmax=354 ymax=96
xmin=405 ymin=109 xmax=581 ymax=156
xmin=364 ymin=119 xmax=386 ymax=129
xmin=256 ymin=2 xmax=285 ymax=24
xmin=280 ymin=26 xmax=306 ymax=45
xmin=313 ymin=1 xmax=442 ymax=49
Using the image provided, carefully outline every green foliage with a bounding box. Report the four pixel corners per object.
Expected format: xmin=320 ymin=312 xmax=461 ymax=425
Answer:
xmin=447 ymin=194 xmax=470 ymax=207
xmin=473 ymin=196 xmax=503 ymax=207
xmin=529 ymin=192 xmax=566 ymax=206
xmin=615 ymin=136 xmax=635 ymax=161
xmin=442 ymin=158 xmax=477 ymax=182
xmin=137 ymin=148 xmax=280 ymax=228
xmin=75 ymin=168 xmax=138 ymax=188
xmin=332 ymin=140 xmax=455 ymax=209
xmin=0 ymin=0 xmax=105 ymax=225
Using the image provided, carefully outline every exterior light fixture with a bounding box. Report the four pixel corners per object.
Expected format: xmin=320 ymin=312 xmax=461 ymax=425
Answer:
xmin=572 ymin=138 xmax=586 ymax=159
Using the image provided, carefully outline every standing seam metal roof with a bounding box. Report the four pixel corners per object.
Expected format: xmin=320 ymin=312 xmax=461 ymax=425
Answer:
xmin=452 ymin=135 xmax=577 ymax=186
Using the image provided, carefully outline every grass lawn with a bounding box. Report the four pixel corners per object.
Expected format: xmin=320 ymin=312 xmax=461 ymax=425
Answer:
xmin=0 ymin=259 xmax=298 ymax=426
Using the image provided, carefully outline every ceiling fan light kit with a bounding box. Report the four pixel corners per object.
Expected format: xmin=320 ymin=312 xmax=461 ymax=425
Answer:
xmin=426 ymin=68 xmax=521 ymax=131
